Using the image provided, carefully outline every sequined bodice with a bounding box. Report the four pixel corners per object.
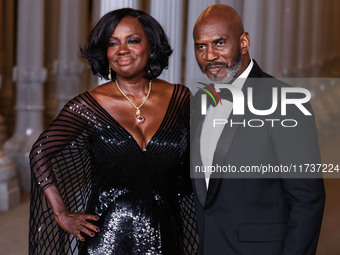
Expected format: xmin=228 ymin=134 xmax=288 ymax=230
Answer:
xmin=29 ymin=84 xmax=198 ymax=255
xmin=81 ymin=88 xmax=189 ymax=254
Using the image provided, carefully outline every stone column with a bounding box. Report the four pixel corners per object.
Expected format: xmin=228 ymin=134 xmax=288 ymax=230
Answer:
xmin=0 ymin=0 xmax=15 ymax=137
xmin=331 ymin=0 xmax=340 ymax=62
xmin=0 ymin=0 xmax=3 ymax=77
xmin=150 ymin=0 xmax=184 ymax=84
xmin=93 ymin=0 xmax=140 ymax=22
xmin=242 ymin=0 xmax=266 ymax=68
xmin=318 ymin=3 xmax=327 ymax=72
xmin=324 ymin=0 xmax=333 ymax=64
xmin=91 ymin=0 xmax=140 ymax=87
xmin=0 ymin=1 xmax=20 ymax=211
xmin=92 ymin=0 xmax=140 ymax=23
xmin=296 ymin=0 xmax=313 ymax=77
xmin=336 ymin=0 xmax=340 ymax=60
xmin=55 ymin=0 xmax=89 ymax=111
xmin=323 ymin=0 xmax=339 ymax=77
xmin=4 ymin=0 xmax=46 ymax=192
xmin=310 ymin=0 xmax=323 ymax=76
xmin=280 ymin=0 xmax=298 ymax=77
xmin=0 ymin=113 xmax=20 ymax=211
xmin=332 ymin=0 xmax=340 ymax=77
xmin=260 ymin=0 xmax=283 ymax=77
xmin=44 ymin=0 xmax=60 ymax=124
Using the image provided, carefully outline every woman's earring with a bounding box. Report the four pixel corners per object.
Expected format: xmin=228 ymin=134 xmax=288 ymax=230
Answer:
xmin=108 ymin=66 xmax=112 ymax=80
xmin=147 ymin=54 xmax=153 ymax=75
xmin=147 ymin=64 xmax=151 ymax=75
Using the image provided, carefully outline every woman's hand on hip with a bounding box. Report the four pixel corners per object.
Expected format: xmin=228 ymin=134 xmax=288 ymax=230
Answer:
xmin=54 ymin=210 xmax=100 ymax=241
xmin=42 ymin=185 xmax=100 ymax=241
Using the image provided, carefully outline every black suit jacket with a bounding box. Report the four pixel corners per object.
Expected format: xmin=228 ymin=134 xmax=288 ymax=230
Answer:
xmin=191 ymin=61 xmax=325 ymax=255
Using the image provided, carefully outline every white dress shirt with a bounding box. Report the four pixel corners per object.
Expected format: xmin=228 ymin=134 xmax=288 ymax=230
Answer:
xmin=200 ymin=59 xmax=254 ymax=188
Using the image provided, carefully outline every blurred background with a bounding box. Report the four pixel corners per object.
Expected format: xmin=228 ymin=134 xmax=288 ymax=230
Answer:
xmin=0 ymin=0 xmax=339 ymax=254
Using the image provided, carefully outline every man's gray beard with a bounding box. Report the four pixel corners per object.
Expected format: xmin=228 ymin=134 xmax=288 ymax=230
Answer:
xmin=203 ymin=49 xmax=243 ymax=83
xmin=216 ymin=60 xmax=242 ymax=83
xmin=207 ymin=58 xmax=241 ymax=83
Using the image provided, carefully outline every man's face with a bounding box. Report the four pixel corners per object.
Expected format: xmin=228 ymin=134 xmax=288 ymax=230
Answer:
xmin=194 ymin=19 xmax=242 ymax=82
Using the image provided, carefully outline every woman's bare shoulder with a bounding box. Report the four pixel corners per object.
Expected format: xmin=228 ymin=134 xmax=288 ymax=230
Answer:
xmin=88 ymin=82 xmax=115 ymax=101
xmin=89 ymin=82 xmax=113 ymax=94
xmin=154 ymin=79 xmax=190 ymax=96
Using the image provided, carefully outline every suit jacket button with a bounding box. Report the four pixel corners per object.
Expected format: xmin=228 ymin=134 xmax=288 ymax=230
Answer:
xmin=205 ymin=209 xmax=212 ymax=216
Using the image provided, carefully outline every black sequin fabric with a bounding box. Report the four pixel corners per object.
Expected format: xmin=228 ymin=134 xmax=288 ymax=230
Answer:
xmin=29 ymin=84 xmax=198 ymax=254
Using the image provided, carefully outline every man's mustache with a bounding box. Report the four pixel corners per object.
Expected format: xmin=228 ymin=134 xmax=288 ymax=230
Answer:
xmin=204 ymin=62 xmax=228 ymax=72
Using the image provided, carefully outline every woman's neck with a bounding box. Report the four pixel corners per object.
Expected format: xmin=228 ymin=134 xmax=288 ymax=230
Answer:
xmin=115 ymin=76 xmax=150 ymax=96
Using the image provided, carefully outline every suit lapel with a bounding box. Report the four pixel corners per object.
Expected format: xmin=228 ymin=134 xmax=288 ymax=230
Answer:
xmin=205 ymin=112 xmax=243 ymax=206
xmin=191 ymin=93 xmax=208 ymax=207
xmin=205 ymin=60 xmax=265 ymax=207
xmin=247 ymin=60 xmax=265 ymax=79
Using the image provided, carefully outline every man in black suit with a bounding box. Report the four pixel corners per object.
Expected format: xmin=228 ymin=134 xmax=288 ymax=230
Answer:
xmin=191 ymin=4 xmax=325 ymax=255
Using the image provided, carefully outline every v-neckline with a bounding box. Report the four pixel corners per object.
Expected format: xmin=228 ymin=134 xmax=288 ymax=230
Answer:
xmin=85 ymin=85 xmax=176 ymax=152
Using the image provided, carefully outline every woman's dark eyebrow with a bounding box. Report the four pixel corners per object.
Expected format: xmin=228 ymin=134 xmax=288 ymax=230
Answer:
xmin=109 ymin=33 xmax=140 ymax=40
xmin=126 ymin=33 xmax=140 ymax=38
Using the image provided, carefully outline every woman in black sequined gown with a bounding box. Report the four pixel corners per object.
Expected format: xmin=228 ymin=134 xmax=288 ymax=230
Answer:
xmin=29 ymin=8 xmax=198 ymax=255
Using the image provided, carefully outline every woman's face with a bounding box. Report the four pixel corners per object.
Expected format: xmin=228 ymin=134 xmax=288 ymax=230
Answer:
xmin=107 ymin=16 xmax=151 ymax=79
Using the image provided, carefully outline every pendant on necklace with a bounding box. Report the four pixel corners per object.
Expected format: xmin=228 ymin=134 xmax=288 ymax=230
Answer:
xmin=135 ymin=109 xmax=145 ymax=124
xmin=136 ymin=115 xmax=145 ymax=124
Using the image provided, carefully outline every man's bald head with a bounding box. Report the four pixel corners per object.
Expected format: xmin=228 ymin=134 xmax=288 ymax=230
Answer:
xmin=194 ymin=4 xmax=244 ymax=39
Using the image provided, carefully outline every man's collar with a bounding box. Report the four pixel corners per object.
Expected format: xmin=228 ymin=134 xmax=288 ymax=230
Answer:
xmin=238 ymin=59 xmax=254 ymax=79
xmin=226 ymin=59 xmax=254 ymax=89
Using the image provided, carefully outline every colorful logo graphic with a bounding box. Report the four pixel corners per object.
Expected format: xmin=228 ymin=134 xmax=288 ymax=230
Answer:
xmin=196 ymin=82 xmax=223 ymax=106
xmin=197 ymin=82 xmax=312 ymax=119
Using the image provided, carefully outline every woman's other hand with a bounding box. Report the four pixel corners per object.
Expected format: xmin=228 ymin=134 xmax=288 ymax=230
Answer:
xmin=54 ymin=210 xmax=100 ymax=241
xmin=43 ymin=185 xmax=100 ymax=241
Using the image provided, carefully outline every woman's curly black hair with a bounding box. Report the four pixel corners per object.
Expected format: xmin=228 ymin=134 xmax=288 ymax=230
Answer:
xmin=80 ymin=8 xmax=172 ymax=81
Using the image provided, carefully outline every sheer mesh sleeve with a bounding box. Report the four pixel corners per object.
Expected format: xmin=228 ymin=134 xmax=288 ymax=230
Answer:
xmin=29 ymin=93 xmax=99 ymax=254
xmin=175 ymin=85 xmax=199 ymax=255
xmin=181 ymin=193 xmax=199 ymax=255
xmin=179 ymin=150 xmax=199 ymax=255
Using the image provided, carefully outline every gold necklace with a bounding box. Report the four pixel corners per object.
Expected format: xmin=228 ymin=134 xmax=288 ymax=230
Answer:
xmin=115 ymin=79 xmax=152 ymax=124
